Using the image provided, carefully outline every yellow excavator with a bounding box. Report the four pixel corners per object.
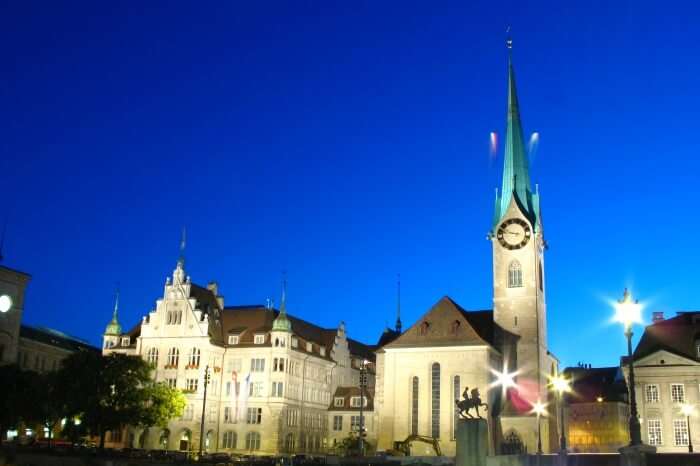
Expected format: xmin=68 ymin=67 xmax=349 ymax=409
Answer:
xmin=389 ymin=435 xmax=442 ymax=456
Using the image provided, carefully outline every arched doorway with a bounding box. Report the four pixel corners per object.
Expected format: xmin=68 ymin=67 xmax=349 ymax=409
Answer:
xmin=159 ymin=429 xmax=170 ymax=450
xmin=501 ymin=430 xmax=525 ymax=455
xmin=179 ymin=429 xmax=192 ymax=451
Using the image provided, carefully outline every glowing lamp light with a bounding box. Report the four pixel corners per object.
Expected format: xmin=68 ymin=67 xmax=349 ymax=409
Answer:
xmin=491 ymin=366 xmax=518 ymax=391
xmin=613 ymin=288 xmax=643 ymax=329
xmin=681 ymin=404 xmax=695 ymax=417
xmin=0 ymin=295 xmax=12 ymax=313
xmin=531 ymin=399 xmax=547 ymax=417
xmin=550 ymin=374 xmax=571 ymax=395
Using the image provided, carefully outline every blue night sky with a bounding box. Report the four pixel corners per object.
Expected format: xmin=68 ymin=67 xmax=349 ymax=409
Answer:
xmin=2 ymin=1 xmax=698 ymax=369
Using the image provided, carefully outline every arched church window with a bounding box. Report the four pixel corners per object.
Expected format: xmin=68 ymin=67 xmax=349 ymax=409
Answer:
xmin=411 ymin=376 xmax=419 ymax=435
xmin=502 ymin=430 xmax=525 ymax=455
xmin=431 ymin=363 xmax=440 ymax=438
xmin=147 ymin=348 xmax=159 ymax=366
xmin=419 ymin=322 xmax=430 ymax=336
xmin=508 ymin=261 xmax=523 ymax=288
xmin=167 ymin=348 xmax=179 ymax=368
xmin=453 ymin=375 xmax=460 ymax=439
xmin=188 ymin=348 xmax=200 ymax=368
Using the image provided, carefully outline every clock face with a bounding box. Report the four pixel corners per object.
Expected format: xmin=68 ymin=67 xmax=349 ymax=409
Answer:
xmin=496 ymin=218 xmax=531 ymax=250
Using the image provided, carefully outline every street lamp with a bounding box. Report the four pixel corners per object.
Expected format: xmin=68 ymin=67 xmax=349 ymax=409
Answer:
xmin=681 ymin=404 xmax=695 ymax=453
xmin=614 ymin=288 xmax=643 ymax=446
xmin=549 ymin=374 xmax=570 ymax=453
xmin=530 ymin=399 xmax=547 ymax=456
xmin=359 ymin=359 xmax=369 ymax=456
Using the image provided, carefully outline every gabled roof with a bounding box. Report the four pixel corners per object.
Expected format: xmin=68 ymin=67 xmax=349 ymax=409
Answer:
xmin=382 ymin=296 xmax=503 ymax=350
xmin=632 ymin=311 xmax=700 ymax=362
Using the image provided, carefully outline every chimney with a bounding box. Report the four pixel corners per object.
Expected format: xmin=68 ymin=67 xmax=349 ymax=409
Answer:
xmin=652 ymin=311 xmax=664 ymax=323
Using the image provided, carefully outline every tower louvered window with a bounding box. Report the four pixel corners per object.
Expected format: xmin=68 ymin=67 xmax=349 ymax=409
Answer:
xmin=508 ymin=260 xmax=523 ymax=288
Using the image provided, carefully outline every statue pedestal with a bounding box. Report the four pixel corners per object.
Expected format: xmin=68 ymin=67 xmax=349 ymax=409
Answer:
xmin=456 ymin=418 xmax=489 ymax=466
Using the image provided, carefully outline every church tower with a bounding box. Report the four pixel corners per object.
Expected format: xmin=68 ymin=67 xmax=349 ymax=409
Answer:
xmin=491 ymin=47 xmax=548 ymax=396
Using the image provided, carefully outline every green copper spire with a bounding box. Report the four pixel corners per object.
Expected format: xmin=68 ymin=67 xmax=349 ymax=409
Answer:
xmin=272 ymin=278 xmax=292 ymax=332
xmin=494 ymin=42 xmax=539 ymax=229
xmin=104 ymin=288 xmax=122 ymax=336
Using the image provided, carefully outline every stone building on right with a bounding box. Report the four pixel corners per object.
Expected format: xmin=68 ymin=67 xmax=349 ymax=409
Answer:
xmin=623 ymin=311 xmax=700 ymax=452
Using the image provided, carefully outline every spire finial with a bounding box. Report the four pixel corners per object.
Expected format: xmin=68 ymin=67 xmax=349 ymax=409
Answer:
xmin=178 ymin=226 xmax=186 ymax=266
xmin=506 ymin=26 xmax=513 ymax=51
xmin=272 ymin=271 xmax=292 ymax=332
xmin=395 ymin=273 xmax=402 ymax=333
xmin=280 ymin=271 xmax=287 ymax=316
xmin=105 ymin=283 xmax=122 ymax=335
xmin=113 ymin=283 xmax=120 ymax=318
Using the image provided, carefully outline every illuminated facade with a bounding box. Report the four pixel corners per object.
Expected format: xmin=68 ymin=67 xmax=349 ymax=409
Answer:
xmin=103 ymin=257 xmax=374 ymax=455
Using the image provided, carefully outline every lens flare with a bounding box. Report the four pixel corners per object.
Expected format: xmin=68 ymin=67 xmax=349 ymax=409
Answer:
xmin=528 ymin=132 xmax=539 ymax=161
xmin=489 ymin=132 xmax=498 ymax=159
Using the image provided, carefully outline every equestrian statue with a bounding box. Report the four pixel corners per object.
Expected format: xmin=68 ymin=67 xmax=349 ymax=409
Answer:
xmin=455 ymin=387 xmax=488 ymax=419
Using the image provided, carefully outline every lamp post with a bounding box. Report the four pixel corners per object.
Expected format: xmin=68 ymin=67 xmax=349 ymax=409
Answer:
xmin=198 ymin=365 xmax=211 ymax=457
xmin=614 ymin=288 xmax=643 ymax=446
xmin=550 ymin=374 xmax=570 ymax=454
xmin=531 ymin=399 xmax=547 ymax=456
xmin=681 ymin=404 xmax=695 ymax=453
xmin=358 ymin=359 xmax=369 ymax=456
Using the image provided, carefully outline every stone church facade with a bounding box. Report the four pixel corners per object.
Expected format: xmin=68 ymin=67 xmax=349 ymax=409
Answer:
xmin=374 ymin=54 xmax=560 ymax=456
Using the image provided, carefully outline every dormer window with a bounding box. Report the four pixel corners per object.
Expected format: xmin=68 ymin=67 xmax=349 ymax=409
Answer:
xmin=419 ymin=322 xmax=429 ymax=336
xmin=306 ymin=342 xmax=313 ymax=352
xmin=254 ymin=334 xmax=265 ymax=345
xmin=320 ymin=347 xmax=326 ymax=357
xmin=121 ymin=337 xmax=130 ymax=346
xmin=228 ymin=335 xmax=240 ymax=345
xmin=291 ymin=337 xmax=298 ymax=348
xmin=350 ymin=396 xmax=367 ymax=408
xmin=334 ymin=397 xmax=345 ymax=407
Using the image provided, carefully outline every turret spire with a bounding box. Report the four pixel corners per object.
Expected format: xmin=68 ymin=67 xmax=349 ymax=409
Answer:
xmin=272 ymin=273 xmax=292 ymax=332
xmin=493 ymin=36 xmax=540 ymax=229
xmin=395 ymin=274 xmax=402 ymax=333
xmin=104 ymin=285 xmax=122 ymax=336
xmin=178 ymin=226 xmax=186 ymax=267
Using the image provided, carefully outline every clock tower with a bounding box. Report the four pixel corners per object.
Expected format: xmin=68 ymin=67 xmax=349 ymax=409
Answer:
xmin=491 ymin=52 xmax=549 ymax=401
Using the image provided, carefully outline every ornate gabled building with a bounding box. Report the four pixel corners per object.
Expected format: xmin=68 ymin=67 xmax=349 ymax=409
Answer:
xmin=102 ymin=257 xmax=375 ymax=455
xmin=375 ymin=47 xmax=560 ymax=456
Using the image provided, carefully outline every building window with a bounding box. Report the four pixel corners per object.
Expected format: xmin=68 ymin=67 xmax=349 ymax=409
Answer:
xmin=671 ymin=384 xmax=685 ymax=403
xmin=350 ymin=415 xmax=361 ymax=431
xmin=350 ymin=396 xmax=367 ymax=408
xmin=181 ymin=404 xmax=194 ymax=421
xmin=645 ymin=384 xmax=660 ymax=403
xmin=306 ymin=342 xmax=313 ymax=352
xmin=320 ymin=347 xmax=326 ymax=356
xmin=249 ymin=382 xmax=264 ymax=397
xmin=187 ymin=348 xmax=200 ymax=368
xmin=254 ymin=334 xmax=265 ymax=345
xmin=146 ymin=348 xmax=159 ymax=366
xmin=228 ymin=335 xmax=239 ymax=345
xmin=250 ymin=358 xmax=265 ymax=372
xmin=333 ymin=415 xmax=343 ymax=431
xmin=222 ymin=431 xmax=237 ymax=449
xmin=121 ymin=337 xmax=130 ymax=346
xmin=450 ymin=320 xmax=460 ymax=335
xmin=453 ymin=375 xmax=461 ymax=439
xmin=272 ymin=382 xmax=284 ymax=397
xmin=647 ymin=419 xmax=662 ymax=446
xmin=273 ymin=358 xmax=285 ymax=372
xmin=166 ymin=310 xmax=182 ymax=325
xmin=334 ymin=397 xmax=345 ymax=407
xmin=291 ymin=336 xmax=298 ymax=348
xmin=412 ymin=376 xmax=419 ymax=435
xmin=224 ymin=407 xmax=236 ymax=424
xmin=167 ymin=348 xmax=179 ymax=368
xmin=431 ymin=363 xmax=440 ymax=439
xmin=166 ymin=378 xmax=177 ymax=389
xmin=245 ymin=432 xmax=261 ymax=451
xmin=247 ymin=408 xmax=262 ymax=424
xmin=508 ymin=260 xmax=523 ymax=288
xmin=185 ymin=378 xmax=198 ymax=392
xmin=673 ymin=419 xmax=689 ymax=446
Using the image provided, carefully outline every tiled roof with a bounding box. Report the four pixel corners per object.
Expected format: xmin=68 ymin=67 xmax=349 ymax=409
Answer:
xmin=632 ymin=311 xmax=700 ymax=362
xmin=376 ymin=328 xmax=400 ymax=348
xmin=563 ymin=366 xmax=628 ymax=404
xmin=347 ymin=338 xmax=375 ymax=362
xmin=20 ymin=325 xmax=100 ymax=354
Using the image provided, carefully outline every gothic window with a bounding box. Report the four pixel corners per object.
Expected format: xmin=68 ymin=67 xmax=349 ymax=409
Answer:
xmin=508 ymin=260 xmax=523 ymax=288
xmin=146 ymin=348 xmax=159 ymax=366
xmin=166 ymin=310 xmax=182 ymax=325
xmin=167 ymin=348 xmax=179 ymax=368
xmin=453 ymin=375 xmax=460 ymax=439
xmin=502 ymin=430 xmax=525 ymax=454
xmin=188 ymin=348 xmax=200 ymax=368
xmin=431 ymin=363 xmax=440 ymax=438
xmin=411 ymin=376 xmax=419 ymax=435
xmin=419 ymin=321 xmax=430 ymax=336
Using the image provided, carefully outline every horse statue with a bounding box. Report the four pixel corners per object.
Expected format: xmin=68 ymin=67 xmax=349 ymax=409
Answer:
xmin=455 ymin=387 xmax=488 ymax=419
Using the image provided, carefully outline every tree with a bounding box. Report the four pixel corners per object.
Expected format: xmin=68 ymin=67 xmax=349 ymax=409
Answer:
xmin=56 ymin=351 xmax=185 ymax=449
xmin=0 ymin=365 xmax=33 ymax=446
